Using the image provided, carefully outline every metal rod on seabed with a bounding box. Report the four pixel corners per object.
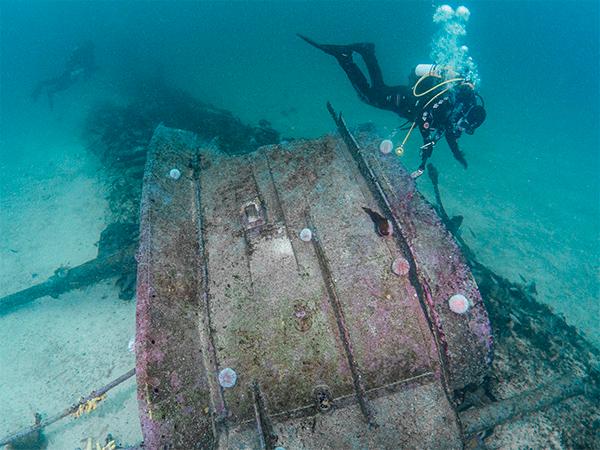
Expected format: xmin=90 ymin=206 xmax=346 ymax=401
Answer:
xmin=0 ymin=368 xmax=136 ymax=448
xmin=459 ymin=375 xmax=591 ymax=435
xmin=0 ymin=249 xmax=135 ymax=316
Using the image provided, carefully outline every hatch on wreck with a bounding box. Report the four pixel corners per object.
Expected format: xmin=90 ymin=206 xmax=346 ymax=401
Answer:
xmin=135 ymin=120 xmax=493 ymax=449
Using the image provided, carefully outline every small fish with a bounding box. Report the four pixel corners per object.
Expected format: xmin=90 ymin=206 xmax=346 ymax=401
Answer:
xmin=362 ymin=207 xmax=392 ymax=236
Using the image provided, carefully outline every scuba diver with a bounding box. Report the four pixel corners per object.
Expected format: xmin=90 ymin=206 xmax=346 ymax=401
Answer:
xmin=31 ymin=41 xmax=97 ymax=110
xmin=298 ymin=35 xmax=486 ymax=178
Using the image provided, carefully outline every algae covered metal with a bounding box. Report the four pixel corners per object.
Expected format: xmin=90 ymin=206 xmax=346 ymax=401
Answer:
xmin=135 ymin=124 xmax=492 ymax=448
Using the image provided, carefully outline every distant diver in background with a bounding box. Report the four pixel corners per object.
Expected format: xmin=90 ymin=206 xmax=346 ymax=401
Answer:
xmin=298 ymin=34 xmax=486 ymax=179
xmin=31 ymin=41 xmax=97 ymax=110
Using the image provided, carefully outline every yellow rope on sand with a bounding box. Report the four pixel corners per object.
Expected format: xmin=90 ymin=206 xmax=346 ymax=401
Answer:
xmin=84 ymin=437 xmax=116 ymax=450
xmin=71 ymin=394 xmax=107 ymax=419
xmin=0 ymin=369 xmax=136 ymax=449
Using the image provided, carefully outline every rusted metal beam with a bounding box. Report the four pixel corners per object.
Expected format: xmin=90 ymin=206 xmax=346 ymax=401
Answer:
xmin=0 ymin=369 xmax=135 ymax=448
xmin=460 ymin=376 xmax=588 ymax=435
xmin=0 ymin=247 xmax=135 ymax=316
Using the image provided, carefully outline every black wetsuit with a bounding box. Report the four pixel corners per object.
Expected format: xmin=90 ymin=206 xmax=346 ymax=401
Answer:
xmin=32 ymin=42 xmax=96 ymax=109
xmin=299 ymin=36 xmax=482 ymax=173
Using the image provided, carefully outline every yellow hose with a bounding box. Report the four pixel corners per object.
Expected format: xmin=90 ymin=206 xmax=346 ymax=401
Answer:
xmin=395 ymin=121 xmax=416 ymax=156
xmin=413 ymin=75 xmax=465 ymax=97
xmin=394 ymin=74 xmax=465 ymax=156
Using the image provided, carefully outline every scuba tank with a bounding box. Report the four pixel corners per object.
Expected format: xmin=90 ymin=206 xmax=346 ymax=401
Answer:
xmin=414 ymin=64 xmax=441 ymax=77
xmin=413 ymin=64 xmax=459 ymax=79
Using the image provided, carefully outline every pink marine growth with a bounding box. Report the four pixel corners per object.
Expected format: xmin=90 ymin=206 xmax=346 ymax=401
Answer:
xmin=392 ymin=257 xmax=410 ymax=276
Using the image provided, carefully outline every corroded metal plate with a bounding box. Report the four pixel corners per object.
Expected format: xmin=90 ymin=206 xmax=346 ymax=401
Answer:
xmin=135 ymin=125 xmax=491 ymax=448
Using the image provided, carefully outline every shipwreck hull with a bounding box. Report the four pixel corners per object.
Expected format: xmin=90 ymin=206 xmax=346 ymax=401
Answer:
xmin=135 ymin=125 xmax=492 ymax=448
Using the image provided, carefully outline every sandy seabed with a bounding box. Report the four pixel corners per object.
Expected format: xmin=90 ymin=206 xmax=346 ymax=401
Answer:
xmin=0 ymin=142 xmax=142 ymax=448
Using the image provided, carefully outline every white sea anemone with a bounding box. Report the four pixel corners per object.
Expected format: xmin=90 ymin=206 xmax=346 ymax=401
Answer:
xmin=448 ymin=294 xmax=471 ymax=314
xmin=433 ymin=5 xmax=454 ymax=23
xmin=456 ymin=6 xmax=471 ymax=21
xmin=379 ymin=139 xmax=393 ymax=154
xmin=169 ymin=168 xmax=181 ymax=180
xmin=299 ymin=228 xmax=313 ymax=242
xmin=218 ymin=367 xmax=237 ymax=388
xmin=391 ymin=257 xmax=410 ymax=276
xmin=460 ymin=45 xmax=469 ymax=53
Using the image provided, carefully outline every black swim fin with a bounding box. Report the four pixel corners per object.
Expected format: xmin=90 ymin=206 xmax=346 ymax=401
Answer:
xmin=297 ymin=34 xmax=354 ymax=60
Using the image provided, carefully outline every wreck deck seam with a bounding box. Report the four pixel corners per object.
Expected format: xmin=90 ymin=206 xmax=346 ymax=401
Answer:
xmin=307 ymin=213 xmax=376 ymax=426
xmin=193 ymin=150 xmax=228 ymax=440
xmin=335 ymin=140 xmax=441 ymax=369
xmin=234 ymin=370 xmax=436 ymax=428
xmin=251 ymin=381 xmax=277 ymax=450
xmin=264 ymin=152 xmax=302 ymax=271
xmin=364 ymin=151 xmax=452 ymax=385
xmin=329 ymin=122 xmax=454 ymax=399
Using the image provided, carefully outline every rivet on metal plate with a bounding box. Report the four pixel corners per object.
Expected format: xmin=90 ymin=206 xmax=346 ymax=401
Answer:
xmin=313 ymin=385 xmax=334 ymax=413
xmin=241 ymin=200 xmax=265 ymax=229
